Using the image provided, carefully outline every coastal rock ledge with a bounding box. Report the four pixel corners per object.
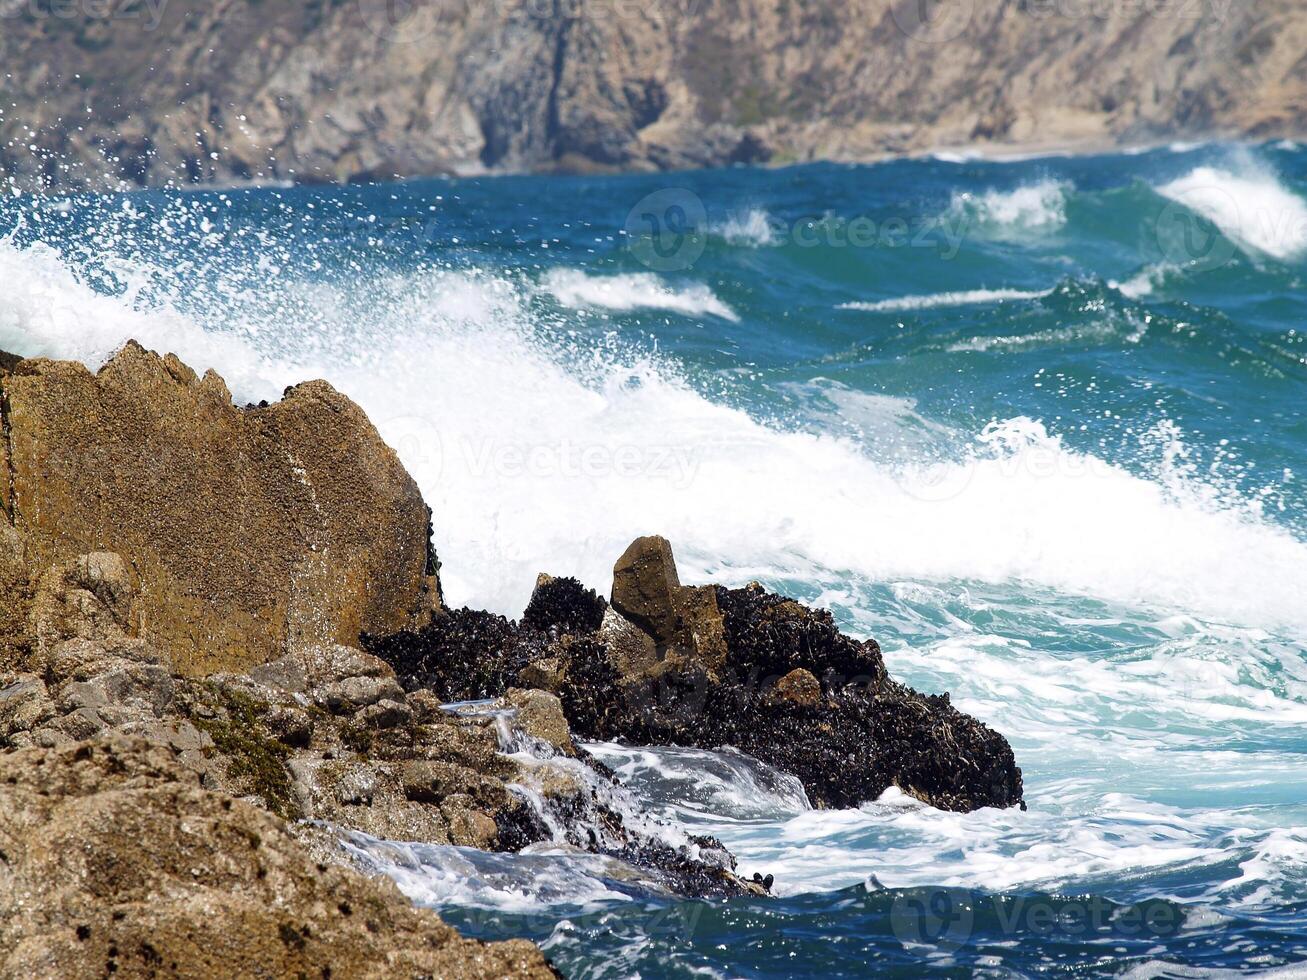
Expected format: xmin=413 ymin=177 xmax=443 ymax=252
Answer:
xmin=366 ymin=537 xmax=1025 ymax=814
xmin=0 ymin=343 xmax=1022 ymax=977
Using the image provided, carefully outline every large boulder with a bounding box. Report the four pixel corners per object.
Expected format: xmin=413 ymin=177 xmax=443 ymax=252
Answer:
xmin=610 ymin=536 xmax=728 ymax=675
xmin=0 ymin=343 xmax=440 ymax=675
xmin=0 ymin=734 xmax=555 ymax=979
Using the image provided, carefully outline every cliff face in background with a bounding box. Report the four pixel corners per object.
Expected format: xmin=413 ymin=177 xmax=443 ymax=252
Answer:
xmin=1 ymin=0 xmax=1306 ymax=190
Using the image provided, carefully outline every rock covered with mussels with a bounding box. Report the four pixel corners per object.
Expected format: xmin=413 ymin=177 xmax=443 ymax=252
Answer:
xmin=366 ymin=536 xmax=1024 ymax=813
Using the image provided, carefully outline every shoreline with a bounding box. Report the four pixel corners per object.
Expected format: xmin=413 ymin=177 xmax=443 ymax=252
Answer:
xmin=2 ymin=130 xmax=1289 ymax=201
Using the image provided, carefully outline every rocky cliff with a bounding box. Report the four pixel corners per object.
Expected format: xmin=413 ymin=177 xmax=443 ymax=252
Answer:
xmin=2 ymin=0 xmax=1305 ymax=191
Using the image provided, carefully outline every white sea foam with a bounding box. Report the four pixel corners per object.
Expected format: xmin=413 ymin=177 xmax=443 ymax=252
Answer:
xmin=542 ymin=269 xmax=739 ymax=321
xmin=3 ymin=238 xmax=1307 ymax=637
xmin=713 ymin=207 xmax=778 ymax=247
xmin=946 ymin=318 xmax=1136 ymax=352
xmin=1155 ymin=160 xmax=1307 ymax=261
xmin=1110 ymin=262 xmax=1179 ymax=299
xmin=590 ymin=736 xmax=1307 ymax=907
xmin=840 ymin=287 xmax=1049 ymax=313
xmin=339 ymin=832 xmax=662 ymax=912
xmin=585 ymin=742 xmax=812 ymax=824
xmin=948 ymin=179 xmax=1071 ymax=234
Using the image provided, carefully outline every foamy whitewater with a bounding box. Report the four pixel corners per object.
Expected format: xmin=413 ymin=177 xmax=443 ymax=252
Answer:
xmin=3 ymin=141 xmax=1306 ymax=976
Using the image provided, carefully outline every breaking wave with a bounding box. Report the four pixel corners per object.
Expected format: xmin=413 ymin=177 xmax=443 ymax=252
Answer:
xmin=1155 ymin=159 xmax=1307 ymax=262
xmin=947 ymin=179 xmax=1071 ymax=235
xmin=542 ymin=269 xmax=739 ymax=321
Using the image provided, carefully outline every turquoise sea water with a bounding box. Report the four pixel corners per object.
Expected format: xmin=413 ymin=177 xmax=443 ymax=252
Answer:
xmin=3 ymin=140 xmax=1307 ymax=976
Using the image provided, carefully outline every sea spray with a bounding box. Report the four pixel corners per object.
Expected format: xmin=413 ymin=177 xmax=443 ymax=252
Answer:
xmin=3 ymin=144 xmax=1307 ymax=974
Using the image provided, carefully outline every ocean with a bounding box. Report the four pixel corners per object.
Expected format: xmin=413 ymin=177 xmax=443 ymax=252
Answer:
xmin=3 ymin=140 xmax=1306 ymax=977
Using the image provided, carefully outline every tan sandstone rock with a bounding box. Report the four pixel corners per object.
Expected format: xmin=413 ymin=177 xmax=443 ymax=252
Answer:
xmin=0 ymin=734 xmax=555 ymax=979
xmin=773 ymin=667 xmax=822 ymax=708
xmin=504 ymin=687 xmax=575 ymax=755
xmin=0 ymin=343 xmax=440 ymax=675
xmin=611 ymin=535 xmax=683 ymax=643
xmin=609 ymin=535 xmax=729 ymax=677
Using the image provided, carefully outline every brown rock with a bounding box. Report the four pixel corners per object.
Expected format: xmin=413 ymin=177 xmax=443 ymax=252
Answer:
xmin=609 ymin=537 xmax=729 ymax=677
xmin=611 ymin=535 xmax=681 ymax=644
xmin=316 ymin=674 xmax=407 ymax=716
xmin=399 ymin=760 xmax=509 ymax=811
xmin=504 ymin=688 xmax=574 ymax=754
xmin=1 ymin=343 xmax=439 ymax=676
xmin=0 ymin=734 xmax=554 ymax=978
xmin=516 ymin=656 xmax=565 ymax=693
xmin=674 ymin=585 xmax=729 ymax=675
xmin=443 ymin=799 xmax=501 ymax=849
xmin=7 ymin=0 xmax=1307 ymax=195
xmin=29 ymin=552 xmax=137 ymax=655
xmin=597 ymin=606 xmax=657 ymax=679
xmin=0 ymin=526 xmax=32 ymax=665
xmin=773 ymin=667 xmax=822 ymax=708
xmin=0 ymin=674 xmax=55 ymax=747
xmin=357 ymin=697 xmax=413 ymax=729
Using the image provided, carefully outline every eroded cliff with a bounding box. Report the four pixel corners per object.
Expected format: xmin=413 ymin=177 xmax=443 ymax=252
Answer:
xmin=1 ymin=0 xmax=1304 ymax=191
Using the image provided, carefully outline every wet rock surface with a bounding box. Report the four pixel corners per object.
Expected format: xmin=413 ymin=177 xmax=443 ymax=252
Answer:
xmin=0 ymin=531 xmax=759 ymax=905
xmin=370 ymin=538 xmax=1024 ymax=814
xmin=0 ymin=344 xmax=1024 ymax=974
xmin=0 ymin=734 xmax=556 ymax=979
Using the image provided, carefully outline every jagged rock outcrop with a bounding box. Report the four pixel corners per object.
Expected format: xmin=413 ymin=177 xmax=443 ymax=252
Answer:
xmin=0 ymin=527 xmax=756 ymax=899
xmin=365 ymin=536 xmax=1024 ymax=813
xmin=0 ymin=344 xmax=788 ymax=976
xmin=0 ymin=733 xmax=556 ymax=979
xmin=0 ymin=343 xmax=439 ymax=675
xmin=2 ymin=0 xmax=1305 ymax=191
